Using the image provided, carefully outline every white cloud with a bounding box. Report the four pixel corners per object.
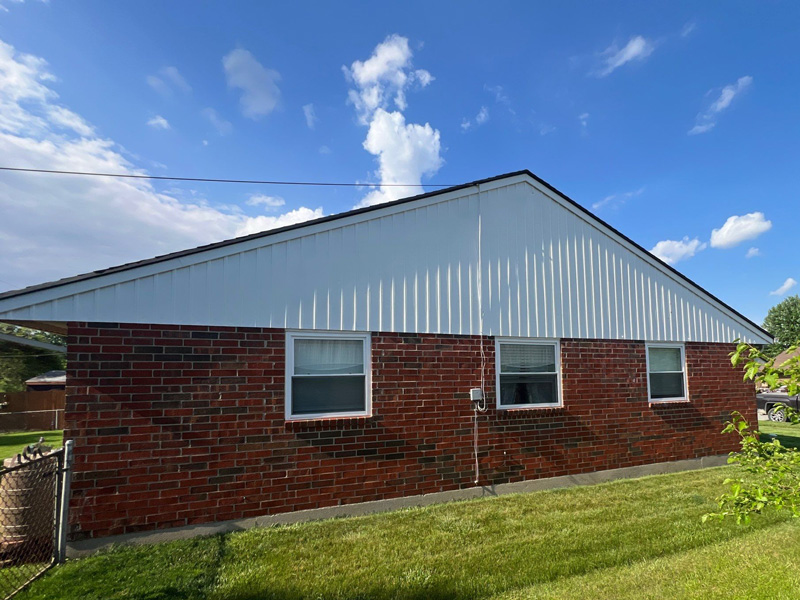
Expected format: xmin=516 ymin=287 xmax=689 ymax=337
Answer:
xmin=246 ymin=194 xmax=285 ymax=209
xmin=319 ymin=145 xmax=331 ymax=155
xmin=202 ymin=139 xmax=208 ymax=146
xmin=578 ymin=112 xmax=589 ymax=129
xmin=201 ymin=107 xmax=232 ymax=135
xmin=687 ymin=123 xmax=715 ymax=135
xmin=538 ymin=123 xmax=556 ymax=136
xmin=160 ymin=66 xmax=190 ymax=93
xmin=344 ymin=35 xmax=443 ymax=208
xmin=650 ymin=237 xmax=706 ymax=265
xmin=146 ymin=115 xmax=170 ymax=130
xmin=344 ymin=34 xmax=433 ymax=125
xmin=147 ymin=66 xmax=190 ymax=96
xmin=710 ymin=211 xmax=771 ymax=248
xmin=681 ymin=22 xmax=697 ymax=37
xmin=461 ymin=106 xmax=489 ymax=131
xmin=235 ymin=207 xmax=324 ymax=237
xmin=592 ymin=187 xmax=644 ymax=211
xmin=358 ymin=108 xmax=442 ymax=208
xmin=770 ymin=278 xmax=798 ymax=296
xmin=302 ymin=103 xmax=317 ymax=129
xmin=688 ymin=76 xmax=752 ymax=135
xmin=596 ymin=36 xmax=655 ymax=77
xmin=0 ymin=38 xmax=321 ymax=291
xmin=345 ymin=34 xmax=412 ymax=122
xmin=223 ymin=48 xmax=280 ymax=120
xmin=484 ymin=84 xmax=509 ymax=105
xmin=746 ymin=247 xmax=760 ymax=259
xmin=46 ymin=106 xmax=95 ymax=137
xmin=415 ymin=69 xmax=433 ymax=87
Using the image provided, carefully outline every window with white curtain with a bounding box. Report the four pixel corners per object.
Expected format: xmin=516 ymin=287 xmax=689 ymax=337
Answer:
xmin=647 ymin=344 xmax=687 ymax=402
xmin=496 ymin=340 xmax=561 ymax=408
xmin=285 ymin=332 xmax=371 ymax=419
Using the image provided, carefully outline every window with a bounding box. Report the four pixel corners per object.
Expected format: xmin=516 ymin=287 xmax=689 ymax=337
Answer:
xmin=647 ymin=344 xmax=687 ymax=402
xmin=496 ymin=340 xmax=561 ymax=409
xmin=285 ymin=332 xmax=371 ymax=420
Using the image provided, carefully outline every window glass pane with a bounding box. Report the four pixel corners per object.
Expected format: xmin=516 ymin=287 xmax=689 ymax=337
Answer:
xmin=649 ymin=373 xmax=685 ymax=399
xmin=649 ymin=347 xmax=682 ymax=372
xmin=291 ymin=376 xmax=365 ymax=415
xmin=294 ymin=338 xmax=364 ymax=375
xmin=499 ymin=374 xmax=558 ymax=405
xmin=500 ymin=344 xmax=555 ymax=373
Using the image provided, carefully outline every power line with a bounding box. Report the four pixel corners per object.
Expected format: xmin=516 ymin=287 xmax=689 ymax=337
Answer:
xmin=0 ymin=166 xmax=457 ymax=188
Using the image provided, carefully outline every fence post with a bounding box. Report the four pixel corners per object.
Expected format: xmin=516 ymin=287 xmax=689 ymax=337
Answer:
xmin=56 ymin=440 xmax=73 ymax=564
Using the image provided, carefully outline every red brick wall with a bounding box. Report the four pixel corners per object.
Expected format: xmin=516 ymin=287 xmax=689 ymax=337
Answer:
xmin=65 ymin=323 xmax=754 ymax=540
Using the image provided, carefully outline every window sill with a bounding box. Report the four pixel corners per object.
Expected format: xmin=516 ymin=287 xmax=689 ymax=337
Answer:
xmin=649 ymin=399 xmax=691 ymax=406
xmin=497 ymin=404 xmax=564 ymax=412
xmin=285 ymin=414 xmax=374 ymax=429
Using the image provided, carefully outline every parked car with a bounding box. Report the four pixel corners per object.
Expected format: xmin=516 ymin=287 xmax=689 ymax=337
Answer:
xmin=756 ymin=392 xmax=799 ymax=422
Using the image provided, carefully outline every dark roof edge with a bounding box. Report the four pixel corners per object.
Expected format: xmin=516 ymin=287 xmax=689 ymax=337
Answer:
xmin=0 ymin=169 xmax=771 ymax=340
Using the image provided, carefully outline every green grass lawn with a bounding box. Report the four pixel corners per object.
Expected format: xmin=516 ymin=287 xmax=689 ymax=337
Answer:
xmin=16 ymin=466 xmax=800 ymax=600
xmin=759 ymin=420 xmax=800 ymax=449
xmin=0 ymin=430 xmax=63 ymax=461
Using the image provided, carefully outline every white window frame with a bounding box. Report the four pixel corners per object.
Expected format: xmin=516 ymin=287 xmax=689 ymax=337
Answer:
xmin=645 ymin=343 xmax=689 ymax=403
xmin=495 ymin=338 xmax=562 ymax=410
xmin=285 ymin=330 xmax=372 ymax=420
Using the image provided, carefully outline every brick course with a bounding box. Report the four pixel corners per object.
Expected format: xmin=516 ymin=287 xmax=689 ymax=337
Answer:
xmin=65 ymin=323 xmax=754 ymax=540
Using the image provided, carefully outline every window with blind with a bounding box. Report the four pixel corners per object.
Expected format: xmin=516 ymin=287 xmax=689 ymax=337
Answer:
xmin=647 ymin=344 xmax=687 ymax=402
xmin=286 ymin=332 xmax=371 ymax=419
xmin=496 ymin=340 xmax=561 ymax=408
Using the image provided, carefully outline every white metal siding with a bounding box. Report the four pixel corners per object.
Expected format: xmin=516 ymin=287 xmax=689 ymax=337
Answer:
xmin=0 ymin=177 xmax=769 ymax=344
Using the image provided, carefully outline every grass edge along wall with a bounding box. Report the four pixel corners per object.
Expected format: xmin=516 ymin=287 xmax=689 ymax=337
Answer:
xmin=65 ymin=321 xmax=754 ymax=541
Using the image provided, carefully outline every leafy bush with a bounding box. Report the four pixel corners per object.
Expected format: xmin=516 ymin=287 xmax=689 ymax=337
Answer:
xmin=705 ymin=410 xmax=800 ymax=524
xmin=705 ymin=342 xmax=800 ymax=523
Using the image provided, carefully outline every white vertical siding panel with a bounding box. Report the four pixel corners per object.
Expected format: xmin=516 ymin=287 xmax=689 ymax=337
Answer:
xmin=77 ymin=290 xmax=97 ymax=323
xmin=550 ymin=201 xmax=564 ymax=339
xmin=561 ymin=212 xmax=574 ymax=338
xmin=135 ymin=276 xmax=154 ymax=323
xmin=530 ymin=205 xmax=541 ymax=337
xmin=171 ymin=268 xmax=191 ymax=325
xmin=188 ymin=263 xmax=205 ymax=325
xmin=571 ymin=220 xmax=583 ymax=339
xmin=53 ymin=296 xmax=75 ymax=323
xmin=203 ymin=259 xmax=222 ymax=326
xmin=615 ymin=253 xmax=625 ymax=339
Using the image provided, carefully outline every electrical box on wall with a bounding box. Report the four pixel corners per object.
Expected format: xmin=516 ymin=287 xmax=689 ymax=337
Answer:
xmin=470 ymin=388 xmax=484 ymax=403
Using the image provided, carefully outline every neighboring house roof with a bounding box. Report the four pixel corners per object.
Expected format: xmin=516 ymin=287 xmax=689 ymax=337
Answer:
xmin=25 ymin=370 xmax=66 ymax=386
xmin=0 ymin=331 xmax=66 ymax=353
xmin=0 ymin=170 xmax=772 ymax=344
xmin=774 ymin=347 xmax=800 ymax=369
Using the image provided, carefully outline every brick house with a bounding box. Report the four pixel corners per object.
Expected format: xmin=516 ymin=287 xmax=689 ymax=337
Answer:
xmin=0 ymin=170 xmax=770 ymax=547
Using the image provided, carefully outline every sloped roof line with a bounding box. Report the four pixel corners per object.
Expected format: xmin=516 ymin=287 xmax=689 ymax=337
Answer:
xmin=0 ymin=169 xmax=771 ymax=340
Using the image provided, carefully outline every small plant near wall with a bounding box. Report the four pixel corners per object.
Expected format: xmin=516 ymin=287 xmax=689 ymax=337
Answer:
xmin=704 ymin=342 xmax=800 ymax=524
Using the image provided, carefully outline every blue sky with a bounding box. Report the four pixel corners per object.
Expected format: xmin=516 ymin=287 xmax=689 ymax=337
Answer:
xmin=0 ymin=1 xmax=797 ymax=325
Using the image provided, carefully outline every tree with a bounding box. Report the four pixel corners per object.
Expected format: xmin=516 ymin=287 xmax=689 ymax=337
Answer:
xmin=762 ymin=295 xmax=800 ymax=357
xmin=704 ymin=342 xmax=800 ymax=523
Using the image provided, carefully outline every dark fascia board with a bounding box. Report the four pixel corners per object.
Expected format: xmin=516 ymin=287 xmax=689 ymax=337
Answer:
xmin=0 ymin=169 xmax=772 ymax=340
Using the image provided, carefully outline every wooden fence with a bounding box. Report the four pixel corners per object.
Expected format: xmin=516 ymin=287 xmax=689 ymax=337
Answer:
xmin=0 ymin=391 xmax=65 ymax=432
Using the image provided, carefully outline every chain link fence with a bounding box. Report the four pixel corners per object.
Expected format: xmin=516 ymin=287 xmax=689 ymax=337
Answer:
xmin=0 ymin=442 xmax=72 ymax=600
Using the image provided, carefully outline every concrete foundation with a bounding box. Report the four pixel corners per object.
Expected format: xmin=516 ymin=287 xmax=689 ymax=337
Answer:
xmin=67 ymin=454 xmax=728 ymax=557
